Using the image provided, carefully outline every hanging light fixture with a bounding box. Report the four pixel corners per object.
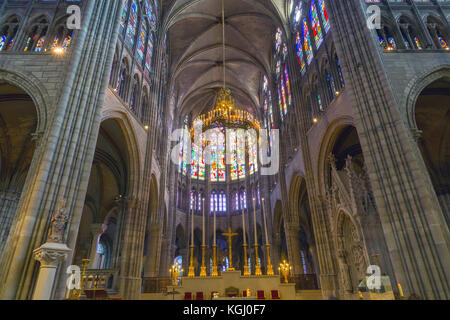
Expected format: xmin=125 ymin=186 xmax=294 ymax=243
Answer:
xmin=191 ymin=0 xmax=260 ymax=135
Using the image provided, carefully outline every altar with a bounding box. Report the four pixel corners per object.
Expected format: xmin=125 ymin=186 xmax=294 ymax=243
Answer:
xmin=157 ymin=271 xmax=297 ymax=300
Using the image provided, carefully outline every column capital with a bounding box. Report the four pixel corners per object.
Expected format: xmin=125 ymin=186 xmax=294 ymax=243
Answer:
xmin=33 ymin=242 xmax=72 ymax=268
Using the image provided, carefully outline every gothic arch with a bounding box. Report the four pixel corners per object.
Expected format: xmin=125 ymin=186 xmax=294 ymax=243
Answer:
xmin=0 ymin=69 xmax=48 ymax=133
xmin=316 ymin=116 xmax=355 ymax=193
xmin=101 ymin=110 xmax=143 ymax=198
xmin=404 ymin=65 xmax=450 ymax=131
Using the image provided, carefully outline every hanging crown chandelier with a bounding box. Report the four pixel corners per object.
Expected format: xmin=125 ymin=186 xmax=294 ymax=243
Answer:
xmin=190 ymin=0 xmax=261 ymax=135
xmin=192 ymin=88 xmax=261 ymax=133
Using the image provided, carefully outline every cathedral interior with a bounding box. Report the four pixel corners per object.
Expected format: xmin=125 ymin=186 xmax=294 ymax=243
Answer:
xmin=0 ymin=0 xmax=449 ymax=301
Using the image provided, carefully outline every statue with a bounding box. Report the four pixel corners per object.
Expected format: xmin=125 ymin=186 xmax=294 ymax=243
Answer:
xmin=47 ymin=198 xmax=70 ymax=243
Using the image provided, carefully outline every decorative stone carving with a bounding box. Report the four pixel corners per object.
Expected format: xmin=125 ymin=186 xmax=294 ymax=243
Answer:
xmin=47 ymin=198 xmax=69 ymax=243
xmin=33 ymin=242 xmax=72 ymax=268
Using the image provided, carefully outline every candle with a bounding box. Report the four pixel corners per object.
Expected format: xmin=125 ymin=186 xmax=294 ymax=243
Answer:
xmin=262 ymin=198 xmax=269 ymax=244
xmin=202 ymin=198 xmax=205 ymax=245
xmin=191 ymin=205 xmax=194 ymax=245
xmin=398 ymin=283 xmax=404 ymax=298
xmin=253 ymin=198 xmax=257 ymax=244
xmin=242 ymin=207 xmax=246 ymax=245
xmin=213 ymin=201 xmax=216 ymax=244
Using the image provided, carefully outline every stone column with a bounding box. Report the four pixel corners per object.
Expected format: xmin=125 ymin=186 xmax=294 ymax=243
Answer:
xmin=285 ymin=224 xmax=302 ymax=275
xmin=88 ymin=224 xmax=104 ymax=269
xmin=143 ymin=224 xmax=161 ymax=277
xmin=32 ymin=242 xmax=71 ymax=300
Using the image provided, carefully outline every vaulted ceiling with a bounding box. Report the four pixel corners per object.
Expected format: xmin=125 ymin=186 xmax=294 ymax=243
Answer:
xmin=164 ymin=0 xmax=290 ymax=123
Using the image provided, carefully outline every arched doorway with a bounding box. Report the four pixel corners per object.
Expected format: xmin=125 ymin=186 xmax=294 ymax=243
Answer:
xmin=415 ymin=77 xmax=450 ymax=225
xmin=142 ymin=174 xmax=158 ymax=277
xmin=73 ymin=119 xmax=130 ymax=274
xmin=0 ymin=80 xmax=38 ymax=255
xmin=273 ymin=201 xmax=287 ymax=266
xmin=297 ymin=179 xmax=319 ymax=278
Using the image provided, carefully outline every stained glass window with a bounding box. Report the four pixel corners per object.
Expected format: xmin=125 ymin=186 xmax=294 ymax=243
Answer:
xmin=191 ymin=130 xmax=205 ymax=180
xmin=294 ymin=2 xmax=303 ymax=26
xmin=120 ymin=0 xmax=129 ymax=36
xmin=263 ymin=76 xmax=274 ymax=155
xmin=295 ymin=32 xmax=306 ymax=74
xmin=145 ymin=31 xmax=154 ymax=74
xmin=34 ymin=37 xmax=46 ymax=52
xmin=237 ymin=131 xmax=246 ymax=179
xmin=190 ymin=190 xmax=195 ymax=210
xmin=280 ymin=78 xmax=287 ymax=119
xmin=310 ymin=1 xmax=323 ymax=48
xmin=302 ymin=18 xmax=314 ymax=64
xmin=125 ymin=0 xmax=138 ymax=48
xmin=0 ymin=36 xmax=5 ymax=51
xmin=240 ymin=190 xmax=247 ymax=210
xmin=248 ymin=131 xmax=258 ymax=175
xmin=210 ymin=191 xmax=218 ymax=213
xmin=137 ymin=22 xmax=147 ymax=62
xmin=179 ymin=124 xmax=190 ymax=175
xmin=275 ymin=28 xmax=283 ymax=53
xmin=317 ymin=0 xmax=330 ymax=33
xmin=209 ymin=128 xmax=226 ymax=182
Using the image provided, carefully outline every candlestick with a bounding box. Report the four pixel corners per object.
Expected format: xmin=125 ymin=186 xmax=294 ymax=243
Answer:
xmin=200 ymin=244 xmax=207 ymax=277
xmin=212 ymin=244 xmax=218 ymax=277
xmin=202 ymin=198 xmax=205 ymax=245
xmin=213 ymin=201 xmax=216 ymax=244
xmin=188 ymin=206 xmax=195 ymax=277
xmin=253 ymin=198 xmax=257 ymax=244
xmin=191 ymin=205 xmax=194 ymax=245
xmin=253 ymin=198 xmax=262 ymax=276
xmin=242 ymin=208 xmax=246 ymax=245
xmin=398 ymin=283 xmax=404 ymax=299
xmin=261 ymin=198 xmax=268 ymax=245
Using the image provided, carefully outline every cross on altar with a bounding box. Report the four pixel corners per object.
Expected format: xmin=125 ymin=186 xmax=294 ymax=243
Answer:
xmin=222 ymin=227 xmax=238 ymax=271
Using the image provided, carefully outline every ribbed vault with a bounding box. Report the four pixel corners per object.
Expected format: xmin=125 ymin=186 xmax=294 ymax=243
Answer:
xmin=163 ymin=0 xmax=290 ymax=121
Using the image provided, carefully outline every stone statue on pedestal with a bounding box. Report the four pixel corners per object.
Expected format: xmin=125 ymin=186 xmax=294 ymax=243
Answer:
xmin=47 ymin=198 xmax=69 ymax=243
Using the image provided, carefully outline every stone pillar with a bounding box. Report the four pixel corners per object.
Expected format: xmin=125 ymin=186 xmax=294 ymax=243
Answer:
xmin=88 ymin=224 xmax=104 ymax=269
xmin=32 ymin=242 xmax=71 ymax=300
xmin=285 ymin=224 xmax=302 ymax=275
xmin=143 ymin=224 xmax=161 ymax=277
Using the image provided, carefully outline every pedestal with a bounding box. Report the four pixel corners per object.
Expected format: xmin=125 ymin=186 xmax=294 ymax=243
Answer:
xmin=243 ymin=244 xmax=250 ymax=276
xmin=32 ymin=242 xmax=72 ymax=300
xmin=188 ymin=245 xmax=195 ymax=277
xmin=265 ymin=244 xmax=274 ymax=276
xmin=211 ymin=244 xmax=218 ymax=277
xmin=254 ymin=244 xmax=262 ymax=276
xmin=200 ymin=245 xmax=207 ymax=277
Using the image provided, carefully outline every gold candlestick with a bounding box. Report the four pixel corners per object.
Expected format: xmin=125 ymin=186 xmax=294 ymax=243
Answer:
xmin=188 ymin=244 xmax=195 ymax=277
xmin=278 ymin=260 xmax=291 ymax=284
xmin=200 ymin=245 xmax=207 ymax=277
xmin=265 ymin=243 xmax=274 ymax=276
xmin=254 ymin=244 xmax=262 ymax=276
xmin=211 ymin=244 xmax=218 ymax=277
xmin=243 ymin=244 xmax=250 ymax=276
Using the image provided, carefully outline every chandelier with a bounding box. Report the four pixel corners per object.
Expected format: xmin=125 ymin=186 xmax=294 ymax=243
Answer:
xmin=191 ymin=88 xmax=261 ymax=134
xmin=190 ymin=0 xmax=260 ymax=135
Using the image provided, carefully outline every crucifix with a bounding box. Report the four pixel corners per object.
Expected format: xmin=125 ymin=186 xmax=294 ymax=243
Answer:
xmin=222 ymin=227 xmax=238 ymax=271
